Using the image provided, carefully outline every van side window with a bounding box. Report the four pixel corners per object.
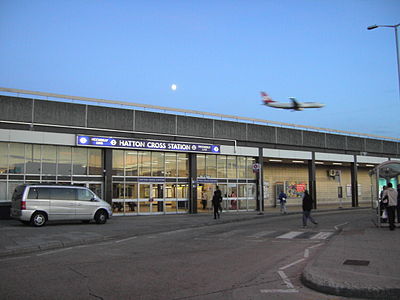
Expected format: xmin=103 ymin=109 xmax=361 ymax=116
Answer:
xmin=77 ymin=189 xmax=94 ymax=201
xmin=50 ymin=188 xmax=76 ymax=200
xmin=28 ymin=187 xmax=51 ymax=199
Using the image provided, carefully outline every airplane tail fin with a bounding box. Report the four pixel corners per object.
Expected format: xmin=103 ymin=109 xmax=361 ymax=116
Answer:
xmin=260 ymin=91 xmax=275 ymax=104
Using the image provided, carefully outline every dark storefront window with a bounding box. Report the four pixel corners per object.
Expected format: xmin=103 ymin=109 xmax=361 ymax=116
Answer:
xmin=73 ymin=147 xmax=87 ymax=175
xmin=9 ymin=143 xmax=25 ymax=174
xmin=42 ymin=145 xmax=57 ymax=175
xmin=58 ymin=146 xmax=72 ymax=176
xmin=0 ymin=142 xmax=7 ymax=174
xmin=88 ymin=149 xmax=102 ymax=175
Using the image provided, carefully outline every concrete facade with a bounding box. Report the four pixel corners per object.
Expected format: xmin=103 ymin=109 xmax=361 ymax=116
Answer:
xmin=0 ymin=94 xmax=399 ymax=217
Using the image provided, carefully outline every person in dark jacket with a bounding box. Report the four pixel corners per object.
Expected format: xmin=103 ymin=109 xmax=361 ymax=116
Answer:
xmin=212 ymin=189 xmax=222 ymax=219
xmin=302 ymin=190 xmax=317 ymax=227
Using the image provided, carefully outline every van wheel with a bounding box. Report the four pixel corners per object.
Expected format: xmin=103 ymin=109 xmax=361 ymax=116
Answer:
xmin=31 ymin=212 xmax=47 ymax=227
xmin=94 ymin=210 xmax=107 ymax=224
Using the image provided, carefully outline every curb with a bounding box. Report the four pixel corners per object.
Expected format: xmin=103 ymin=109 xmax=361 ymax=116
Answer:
xmin=301 ymin=266 xmax=400 ymax=300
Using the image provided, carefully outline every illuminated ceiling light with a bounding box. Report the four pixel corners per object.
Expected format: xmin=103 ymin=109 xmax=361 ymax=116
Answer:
xmin=366 ymin=164 xmax=375 ymax=167
xmin=269 ymin=159 xmax=283 ymax=162
xmin=292 ymin=160 xmax=304 ymax=163
xmin=315 ymin=162 xmax=324 ymax=165
xmin=332 ymin=162 xmax=343 ymax=165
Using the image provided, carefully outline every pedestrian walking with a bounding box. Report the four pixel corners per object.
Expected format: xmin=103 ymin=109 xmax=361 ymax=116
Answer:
xmin=382 ymin=182 xmax=398 ymax=231
xmin=302 ymin=190 xmax=317 ymax=227
xmin=215 ymin=186 xmax=223 ymax=214
xmin=278 ymin=191 xmax=287 ymax=214
xmin=212 ymin=189 xmax=222 ymax=219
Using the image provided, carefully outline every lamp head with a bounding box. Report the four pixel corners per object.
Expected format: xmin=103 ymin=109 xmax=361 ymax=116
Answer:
xmin=367 ymin=25 xmax=378 ymax=30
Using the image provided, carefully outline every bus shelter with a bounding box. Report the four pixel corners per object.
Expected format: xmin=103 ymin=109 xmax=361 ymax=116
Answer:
xmin=370 ymin=161 xmax=400 ymax=227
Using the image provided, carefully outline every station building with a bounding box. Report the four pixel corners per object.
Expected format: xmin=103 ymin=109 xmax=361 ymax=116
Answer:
xmin=0 ymin=88 xmax=399 ymax=218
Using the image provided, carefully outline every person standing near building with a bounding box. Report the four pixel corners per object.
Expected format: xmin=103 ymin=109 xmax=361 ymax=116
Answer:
xmin=212 ymin=189 xmax=222 ymax=219
xmin=278 ymin=190 xmax=287 ymax=214
xmin=302 ymin=190 xmax=317 ymax=227
xmin=382 ymin=182 xmax=398 ymax=231
xmin=201 ymin=190 xmax=208 ymax=210
xmin=215 ymin=186 xmax=223 ymax=214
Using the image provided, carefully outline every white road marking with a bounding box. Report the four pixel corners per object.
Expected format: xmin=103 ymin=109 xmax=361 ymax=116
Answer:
xmin=279 ymin=258 xmax=305 ymax=270
xmin=115 ymin=236 xmax=137 ymax=243
xmin=308 ymin=242 xmax=324 ymax=249
xmin=334 ymin=222 xmax=349 ymax=230
xmin=276 ymin=231 xmax=303 ymax=239
xmin=278 ymin=270 xmax=295 ymax=289
xmin=304 ymin=248 xmax=309 ymax=258
xmin=310 ymin=232 xmax=334 ymax=240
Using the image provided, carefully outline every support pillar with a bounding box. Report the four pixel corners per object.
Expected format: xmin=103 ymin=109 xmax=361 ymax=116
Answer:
xmin=257 ymin=148 xmax=264 ymax=212
xmin=308 ymin=152 xmax=317 ymax=209
xmin=351 ymin=156 xmax=358 ymax=207
xmin=104 ymin=148 xmax=113 ymax=205
xmin=189 ymin=153 xmax=197 ymax=214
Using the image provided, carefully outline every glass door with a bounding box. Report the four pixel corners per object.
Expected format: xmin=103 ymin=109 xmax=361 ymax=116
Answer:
xmin=138 ymin=183 xmax=165 ymax=214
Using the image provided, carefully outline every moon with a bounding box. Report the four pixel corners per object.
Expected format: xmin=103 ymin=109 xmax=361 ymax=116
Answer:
xmin=171 ymin=84 xmax=177 ymax=91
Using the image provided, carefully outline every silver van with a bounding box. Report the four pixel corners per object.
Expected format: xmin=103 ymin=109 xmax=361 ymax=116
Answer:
xmin=11 ymin=184 xmax=112 ymax=227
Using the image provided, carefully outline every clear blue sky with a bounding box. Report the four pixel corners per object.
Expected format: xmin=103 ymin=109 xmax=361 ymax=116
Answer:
xmin=1 ymin=0 xmax=399 ymax=139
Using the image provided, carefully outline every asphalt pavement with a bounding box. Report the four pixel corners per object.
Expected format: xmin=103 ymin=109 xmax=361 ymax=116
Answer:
xmin=0 ymin=208 xmax=399 ymax=299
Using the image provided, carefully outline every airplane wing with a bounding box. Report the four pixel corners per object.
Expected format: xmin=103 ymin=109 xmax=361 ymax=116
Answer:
xmin=289 ymin=97 xmax=301 ymax=110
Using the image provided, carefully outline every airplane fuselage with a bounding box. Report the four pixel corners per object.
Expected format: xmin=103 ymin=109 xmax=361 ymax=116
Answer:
xmin=261 ymin=92 xmax=325 ymax=111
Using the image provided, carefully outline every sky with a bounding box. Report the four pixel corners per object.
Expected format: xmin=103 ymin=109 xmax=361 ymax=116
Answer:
xmin=1 ymin=0 xmax=399 ymax=140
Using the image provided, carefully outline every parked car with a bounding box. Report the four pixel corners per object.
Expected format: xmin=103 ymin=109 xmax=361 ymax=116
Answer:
xmin=10 ymin=184 xmax=112 ymax=227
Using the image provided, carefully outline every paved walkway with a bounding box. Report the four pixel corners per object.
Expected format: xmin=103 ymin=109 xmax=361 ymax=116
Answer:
xmin=0 ymin=208 xmax=399 ymax=299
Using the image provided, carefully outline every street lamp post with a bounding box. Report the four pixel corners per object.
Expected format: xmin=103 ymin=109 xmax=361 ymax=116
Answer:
xmin=368 ymin=23 xmax=400 ymax=98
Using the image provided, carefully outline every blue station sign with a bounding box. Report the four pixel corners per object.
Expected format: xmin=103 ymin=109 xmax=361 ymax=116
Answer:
xmin=76 ymin=135 xmax=220 ymax=154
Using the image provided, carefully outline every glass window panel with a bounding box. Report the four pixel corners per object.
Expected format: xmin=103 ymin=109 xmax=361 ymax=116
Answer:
xmin=206 ymin=155 xmax=217 ymax=178
xmin=0 ymin=143 xmax=8 ymax=174
xmin=89 ymin=149 xmax=102 ymax=175
xmin=247 ymin=157 xmax=257 ymax=179
xmin=112 ymin=183 xmax=124 ymax=213
xmin=125 ymin=183 xmax=138 ymax=213
xmin=197 ymin=154 xmax=206 ymax=177
xmin=125 ymin=151 xmax=138 ymax=176
xmin=26 ymin=144 xmax=41 ymax=174
xmin=177 ymin=154 xmax=188 ymax=177
xmin=77 ymin=189 xmax=94 ymax=201
xmin=165 ymin=184 xmax=177 ymax=198
xmin=42 ymin=145 xmax=57 ymax=175
xmin=152 ymin=152 xmax=165 ymax=177
xmin=0 ymin=182 xmax=7 ymax=201
xmin=165 ymin=152 xmax=177 ymax=177
xmin=9 ymin=143 xmax=25 ymax=174
xmin=237 ymin=157 xmax=246 ymax=179
xmin=73 ymin=147 xmax=87 ymax=175
xmin=227 ymin=156 xmax=237 ymax=179
xmin=112 ymin=150 xmax=124 ymax=176
xmin=138 ymin=151 xmax=151 ymax=176
xmin=57 ymin=146 xmax=72 ymax=175
xmin=176 ymin=184 xmax=188 ymax=199
xmin=217 ymin=155 xmax=227 ymax=178
xmin=51 ymin=188 xmax=76 ymax=200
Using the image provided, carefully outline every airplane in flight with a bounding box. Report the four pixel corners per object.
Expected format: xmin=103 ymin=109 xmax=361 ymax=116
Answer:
xmin=260 ymin=91 xmax=325 ymax=111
